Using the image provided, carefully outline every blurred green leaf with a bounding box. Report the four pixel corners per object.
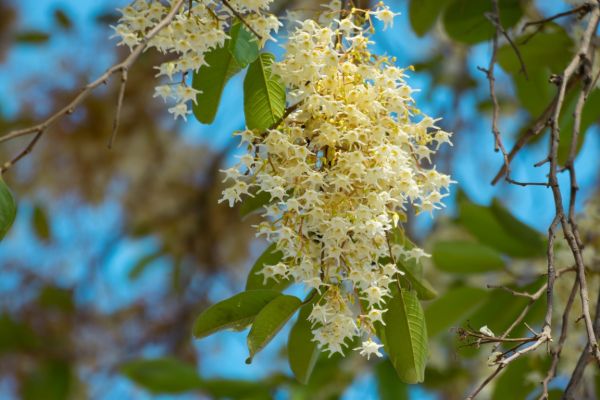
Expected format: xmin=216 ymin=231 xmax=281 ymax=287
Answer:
xmin=14 ymin=31 xmax=50 ymax=44
xmin=192 ymin=44 xmax=241 ymax=124
xmin=247 ymin=294 xmax=302 ymax=361
xmin=497 ymin=23 xmax=573 ymax=75
xmin=490 ymin=199 xmax=546 ymax=255
xmin=193 ymin=290 xmax=281 ymax=338
xmin=457 ymin=192 xmax=542 ymax=258
xmin=244 ymin=53 xmax=286 ymax=130
xmin=443 ymin=0 xmax=522 ymax=44
xmin=382 ymin=287 xmax=428 ymax=384
xmin=246 ymin=243 xmax=291 ymax=291
xmin=288 ymin=294 xmax=320 ymax=385
xmin=32 ymin=204 xmax=51 ymax=242
xmin=425 ymin=286 xmax=489 ymax=337
xmin=54 ymin=9 xmax=72 ymax=30
xmin=38 ymin=286 xmax=74 ymax=312
xmin=492 ymin=356 xmax=546 ymax=400
xmin=512 ymin=66 xmax=554 ymax=116
xmin=376 ymin=360 xmax=409 ymax=400
xmin=409 ymin=0 xmax=452 ymax=36
xmin=121 ymin=358 xmax=202 ymax=393
xmin=22 ymin=360 xmax=71 ymax=400
xmin=228 ymin=22 xmax=259 ymax=68
xmin=0 ymin=178 xmax=16 ymax=240
xmin=558 ymin=89 xmax=600 ymax=165
xmin=432 ymin=241 xmax=505 ymax=274
xmin=0 ymin=314 xmax=39 ymax=353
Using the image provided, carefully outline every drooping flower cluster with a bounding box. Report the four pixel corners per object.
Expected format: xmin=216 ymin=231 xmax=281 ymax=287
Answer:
xmin=220 ymin=6 xmax=452 ymax=358
xmin=112 ymin=0 xmax=280 ymax=120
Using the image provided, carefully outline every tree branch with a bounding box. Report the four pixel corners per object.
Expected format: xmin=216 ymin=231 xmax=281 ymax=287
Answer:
xmin=0 ymin=0 xmax=187 ymax=174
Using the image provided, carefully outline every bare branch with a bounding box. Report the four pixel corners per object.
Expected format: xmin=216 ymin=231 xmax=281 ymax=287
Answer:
xmin=0 ymin=0 xmax=187 ymax=174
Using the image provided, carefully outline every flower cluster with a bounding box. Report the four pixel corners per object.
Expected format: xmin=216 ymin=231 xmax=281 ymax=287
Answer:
xmin=221 ymin=6 xmax=452 ymax=358
xmin=112 ymin=0 xmax=280 ymax=120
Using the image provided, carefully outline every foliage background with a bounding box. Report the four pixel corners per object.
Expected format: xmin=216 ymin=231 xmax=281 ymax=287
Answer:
xmin=0 ymin=0 xmax=599 ymax=399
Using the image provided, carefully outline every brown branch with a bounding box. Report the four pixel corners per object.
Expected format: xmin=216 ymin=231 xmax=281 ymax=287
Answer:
xmin=220 ymin=0 xmax=263 ymax=40
xmin=545 ymin=2 xmax=600 ymax=366
xmin=539 ymin=279 xmax=579 ymax=400
xmin=0 ymin=0 xmax=187 ymax=174
xmin=522 ymin=3 xmax=593 ymax=42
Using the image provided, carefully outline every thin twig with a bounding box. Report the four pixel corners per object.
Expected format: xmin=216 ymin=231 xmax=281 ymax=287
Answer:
xmin=0 ymin=0 xmax=187 ymax=174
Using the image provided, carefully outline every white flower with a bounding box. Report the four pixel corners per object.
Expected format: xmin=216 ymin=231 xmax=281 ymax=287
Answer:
xmin=480 ymin=325 xmax=495 ymax=337
xmin=168 ymin=102 xmax=191 ymax=121
xmin=370 ymin=5 xmax=399 ymax=30
xmin=355 ymin=338 xmax=384 ymax=360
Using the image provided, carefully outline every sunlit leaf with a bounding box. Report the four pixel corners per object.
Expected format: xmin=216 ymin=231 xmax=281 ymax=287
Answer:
xmin=432 ymin=241 xmax=505 ymax=274
xmin=382 ymin=287 xmax=428 ymax=384
xmin=247 ymin=294 xmax=302 ymax=361
xmin=193 ymin=290 xmax=281 ymax=338
xmin=228 ymin=22 xmax=259 ymax=68
xmin=244 ymin=53 xmax=286 ymax=130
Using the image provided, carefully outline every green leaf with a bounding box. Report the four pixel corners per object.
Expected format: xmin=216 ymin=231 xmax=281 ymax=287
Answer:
xmin=32 ymin=205 xmax=51 ymax=242
xmin=192 ymin=44 xmax=242 ymax=124
xmin=558 ymin=89 xmax=600 ymax=164
xmin=489 ymin=199 xmax=546 ymax=255
xmin=193 ymin=290 xmax=281 ymax=338
xmin=128 ymin=251 xmax=163 ymax=281
xmin=425 ymin=286 xmax=489 ymax=337
xmin=244 ymin=53 xmax=286 ymax=130
xmin=409 ymin=0 xmax=451 ymax=36
xmin=121 ymin=358 xmax=202 ymax=394
xmin=0 ymin=178 xmax=16 ymax=240
xmin=492 ymin=356 xmax=546 ymax=400
xmin=382 ymin=287 xmax=428 ymax=384
xmin=512 ymin=66 xmax=554 ymax=116
xmin=38 ymin=286 xmax=74 ymax=312
xmin=457 ymin=192 xmax=541 ymax=258
xmin=443 ymin=0 xmax=522 ymax=44
xmin=497 ymin=23 xmax=573 ymax=75
xmin=240 ymin=190 xmax=271 ymax=218
xmin=432 ymin=241 xmax=505 ymax=274
xmin=228 ymin=22 xmax=259 ymax=68
xmin=15 ymin=31 xmax=50 ymax=44
xmin=375 ymin=360 xmax=409 ymax=400
xmin=246 ymin=243 xmax=291 ymax=291
xmin=22 ymin=360 xmax=71 ymax=400
xmin=247 ymin=294 xmax=302 ymax=361
xmin=387 ymin=227 xmax=437 ymax=300
xmin=288 ymin=293 xmax=320 ymax=384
